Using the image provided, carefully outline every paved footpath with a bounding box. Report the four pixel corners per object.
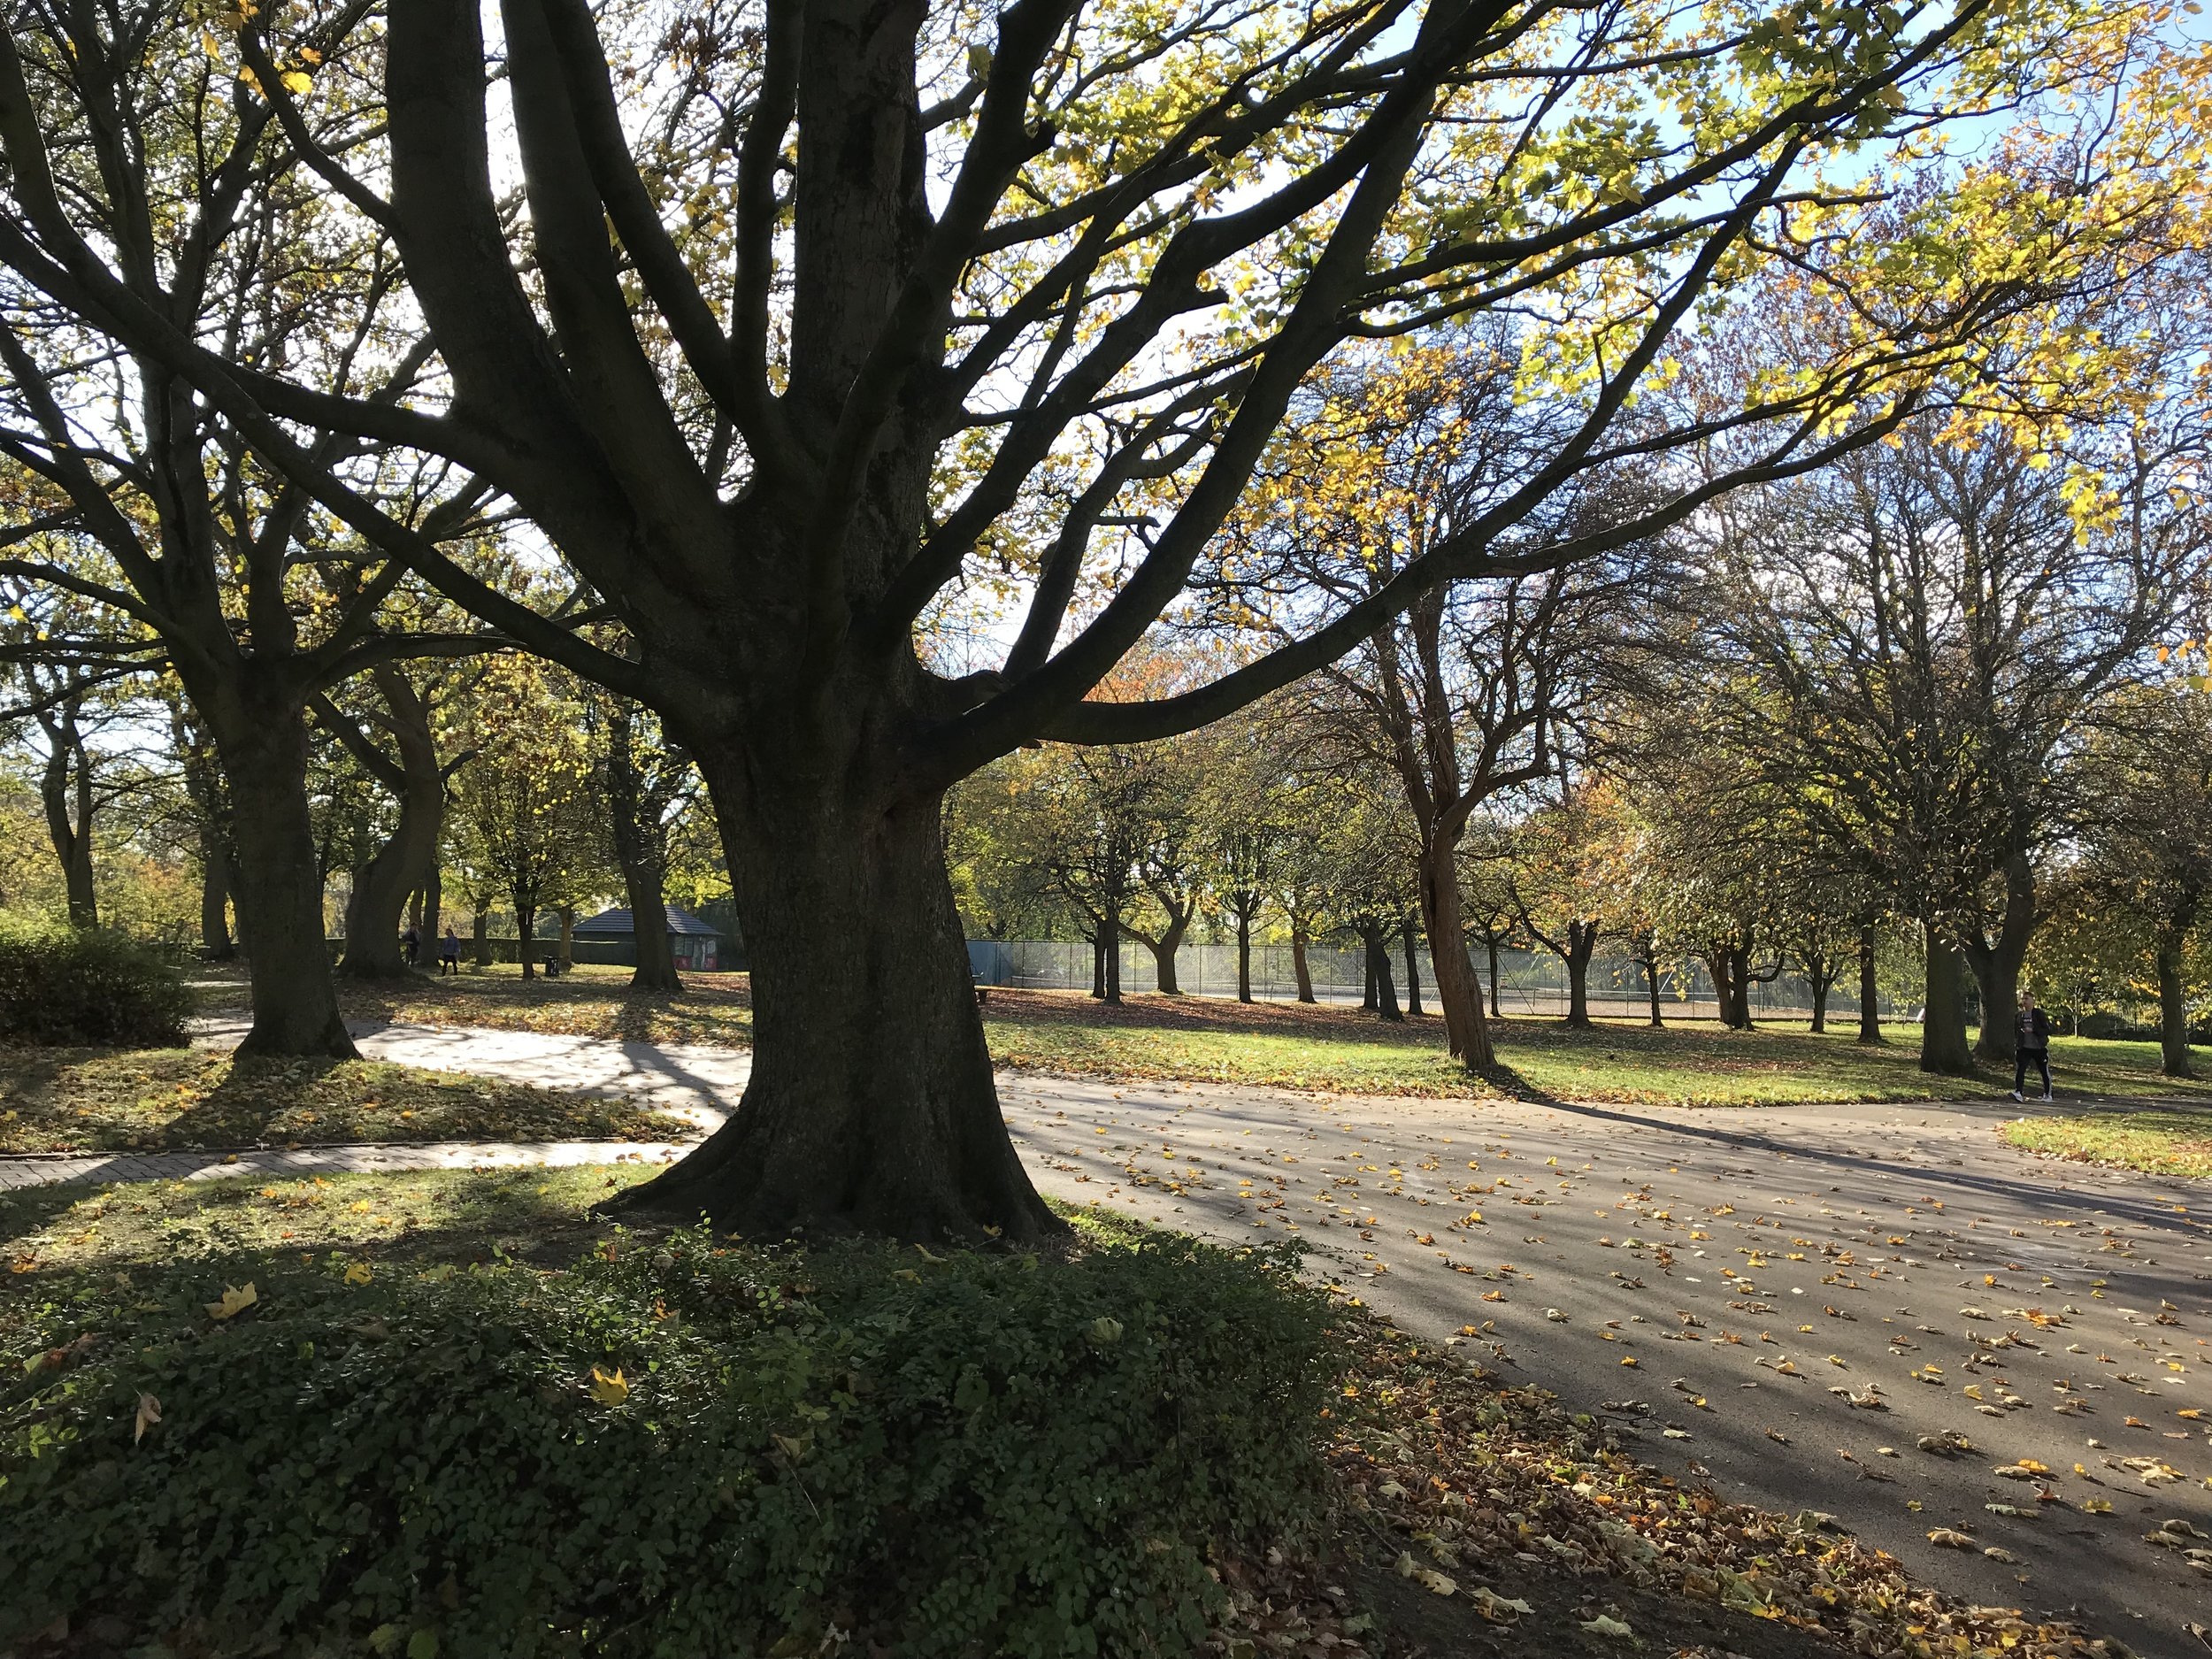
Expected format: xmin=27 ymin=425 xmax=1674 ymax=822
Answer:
xmin=9 ymin=1018 xmax=2212 ymax=1656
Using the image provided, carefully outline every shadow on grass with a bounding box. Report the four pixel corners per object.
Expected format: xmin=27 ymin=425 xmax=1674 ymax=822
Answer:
xmin=0 ymin=1165 xmax=658 ymax=1289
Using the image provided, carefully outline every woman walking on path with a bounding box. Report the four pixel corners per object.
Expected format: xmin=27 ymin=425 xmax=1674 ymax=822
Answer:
xmin=2011 ymin=989 xmax=2053 ymax=1102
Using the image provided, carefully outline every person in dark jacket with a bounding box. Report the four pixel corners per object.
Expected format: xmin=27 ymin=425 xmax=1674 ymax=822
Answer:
xmin=2010 ymin=989 xmax=2052 ymax=1102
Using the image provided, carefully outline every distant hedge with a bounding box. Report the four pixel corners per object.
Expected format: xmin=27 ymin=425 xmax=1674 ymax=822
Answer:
xmin=0 ymin=917 xmax=190 ymax=1047
xmin=1 ymin=1225 xmax=1336 ymax=1657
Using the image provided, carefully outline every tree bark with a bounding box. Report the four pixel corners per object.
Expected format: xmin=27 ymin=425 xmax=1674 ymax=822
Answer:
xmin=1291 ymin=925 xmax=1315 ymax=1003
xmin=1563 ymin=919 xmax=1597 ymax=1028
xmin=331 ymin=671 xmax=448 ymax=980
xmin=1856 ymin=919 xmax=1883 ymax=1044
xmin=1919 ymin=926 xmax=1975 ymax=1074
xmin=472 ymin=900 xmax=493 ymax=967
xmin=1235 ymin=908 xmax=1253 ymax=1002
xmin=199 ymin=850 xmax=234 ymax=958
xmin=209 ymin=699 xmax=358 ymax=1057
xmin=1809 ymin=976 xmax=1830 ymax=1033
xmin=1640 ymin=952 xmax=1663 ymax=1027
xmin=1487 ymin=937 xmax=1502 ymax=1018
xmin=2156 ymin=887 xmax=2200 ymax=1079
xmin=1101 ymin=904 xmax=1123 ymax=1004
xmin=38 ymin=719 xmax=97 ymax=929
xmin=516 ymin=894 xmax=540 ymax=979
xmin=1416 ymin=841 xmax=1494 ymax=1067
xmin=1363 ymin=926 xmax=1402 ymax=1020
xmin=1402 ymin=913 xmax=1424 ymax=1018
xmin=558 ymin=904 xmax=577 ymax=966
xmin=1089 ymin=929 xmax=1105 ymax=999
xmin=607 ymin=701 xmax=684 ymax=993
xmin=613 ymin=780 xmax=1057 ymax=1241
xmin=1965 ymin=853 xmax=2036 ymax=1064
xmin=1132 ymin=905 xmax=1189 ymax=994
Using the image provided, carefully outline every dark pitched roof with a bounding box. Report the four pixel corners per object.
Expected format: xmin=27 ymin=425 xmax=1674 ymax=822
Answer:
xmin=571 ymin=905 xmax=721 ymax=938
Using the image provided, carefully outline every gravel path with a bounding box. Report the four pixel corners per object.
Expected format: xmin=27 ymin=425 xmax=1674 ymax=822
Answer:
xmin=11 ymin=1018 xmax=2211 ymax=1655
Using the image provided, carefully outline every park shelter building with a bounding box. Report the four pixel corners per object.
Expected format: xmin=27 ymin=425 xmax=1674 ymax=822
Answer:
xmin=571 ymin=905 xmax=725 ymax=970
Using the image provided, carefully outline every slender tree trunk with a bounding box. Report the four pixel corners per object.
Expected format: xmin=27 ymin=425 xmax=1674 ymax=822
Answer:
xmin=1089 ymin=929 xmax=1105 ymax=999
xmin=558 ymin=904 xmax=576 ymax=965
xmin=1236 ymin=908 xmax=1253 ymax=1002
xmin=517 ymin=898 xmax=539 ymax=979
xmin=1487 ymin=937 xmax=1502 ymax=1018
xmin=2157 ymin=890 xmax=2200 ymax=1079
xmin=1919 ymin=926 xmax=1975 ymax=1075
xmin=1856 ymin=920 xmax=1883 ymax=1044
xmin=1966 ymin=854 xmax=2037 ymax=1064
xmin=334 ymin=673 xmax=448 ymax=980
xmin=206 ymin=700 xmax=357 ymax=1056
xmin=40 ymin=737 xmax=96 ymax=929
xmin=613 ymin=778 xmax=1056 ymax=1241
xmin=1402 ymin=913 xmax=1424 ymax=1018
xmin=1416 ymin=841 xmax=1494 ymax=1067
xmin=472 ymin=901 xmax=493 ymax=967
xmin=1102 ymin=904 xmax=1123 ymax=1005
xmin=199 ymin=849 xmax=234 ymax=958
xmin=1809 ymin=972 xmax=1830 ymax=1033
xmin=1291 ymin=924 xmax=1315 ymax=1003
xmin=1728 ymin=942 xmax=1755 ymax=1029
xmin=606 ymin=699 xmax=683 ymax=992
xmin=422 ymin=867 xmax=442 ymax=942
xmin=1643 ymin=955 xmax=1663 ymax=1027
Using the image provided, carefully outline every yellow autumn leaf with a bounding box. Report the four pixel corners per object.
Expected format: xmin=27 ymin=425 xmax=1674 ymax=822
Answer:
xmin=344 ymin=1263 xmax=373 ymax=1286
xmin=133 ymin=1393 xmax=161 ymax=1444
xmin=204 ymin=1282 xmax=257 ymax=1320
xmin=280 ymin=70 xmax=312 ymax=95
xmin=588 ymin=1366 xmax=628 ymax=1405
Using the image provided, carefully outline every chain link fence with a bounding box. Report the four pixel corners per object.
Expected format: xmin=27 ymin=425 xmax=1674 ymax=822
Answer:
xmin=966 ymin=940 xmax=1909 ymax=1023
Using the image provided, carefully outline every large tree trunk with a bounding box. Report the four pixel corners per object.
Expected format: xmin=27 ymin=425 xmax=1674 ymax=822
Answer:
xmin=199 ymin=849 xmax=234 ymax=958
xmin=1809 ymin=971 xmax=1830 ymax=1034
xmin=2156 ymin=888 xmax=2200 ymax=1079
xmin=1135 ymin=905 xmax=1189 ymax=994
xmin=1291 ymin=924 xmax=1315 ymax=1003
xmin=1965 ymin=853 xmax=2037 ymax=1064
xmin=615 ymin=781 xmax=1056 ymax=1241
xmin=1856 ymin=919 xmax=1883 ymax=1044
xmin=1919 ymin=926 xmax=1975 ymax=1075
xmin=210 ymin=703 xmax=358 ymax=1057
xmin=625 ymin=883 xmax=683 ymax=992
xmin=1089 ymin=928 xmax=1105 ymax=999
xmin=1416 ymin=841 xmax=1494 ymax=1067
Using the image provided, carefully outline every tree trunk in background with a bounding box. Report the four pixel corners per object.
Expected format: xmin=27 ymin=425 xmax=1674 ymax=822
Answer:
xmin=1291 ymin=926 xmax=1315 ymax=1003
xmin=1416 ymin=841 xmax=1494 ymax=1066
xmin=1135 ymin=906 xmax=1189 ymax=994
xmin=612 ymin=773 xmax=1056 ymax=1241
xmin=1089 ymin=930 xmax=1105 ymax=999
xmin=179 ymin=730 xmax=237 ymax=958
xmin=332 ymin=671 xmax=448 ymax=981
xmin=1966 ymin=854 xmax=2037 ymax=1064
xmin=1101 ymin=906 xmax=1123 ymax=1005
xmin=1856 ymin=920 xmax=1884 ymax=1044
xmin=1919 ymin=927 xmax=1975 ymax=1074
xmin=1364 ymin=927 xmax=1402 ymax=1020
xmin=1560 ymin=919 xmax=1598 ymax=1028
xmin=1643 ymin=956 xmax=1663 ymax=1027
xmin=2157 ymin=888 xmax=2200 ymax=1078
xmin=1362 ymin=944 xmax=1377 ymax=1010
xmin=1809 ymin=978 xmax=1829 ymax=1033
xmin=200 ymin=854 xmax=233 ymax=957
xmin=606 ymin=698 xmax=684 ymax=992
xmin=472 ymin=901 xmax=493 ymax=967
xmin=209 ymin=698 xmax=357 ymax=1057
xmin=1487 ymin=938 xmax=1502 ymax=1018
xmin=39 ymin=728 xmax=97 ymax=929
xmin=517 ymin=896 xmax=540 ymax=979
xmin=1235 ymin=909 xmax=1253 ymax=1002
xmin=558 ymin=905 xmax=576 ymax=966
xmin=1402 ymin=916 xmax=1424 ymax=1018
xmin=422 ymin=868 xmax=442 ymax=942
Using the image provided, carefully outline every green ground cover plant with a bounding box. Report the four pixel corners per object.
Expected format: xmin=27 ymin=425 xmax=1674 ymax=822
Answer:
xmin=0 ymin=1171 xmax=2120 ymax=1659
xmin=0 ymin=918 xmax=189 ymax=1048
xmin=0 ymin=1048 xmax=695 ymax=1154
xmin=0 ymin=1192 xmax=1334 ymax=1658
xmin=1999 ymin=1106 xmax=2212 ymax=1179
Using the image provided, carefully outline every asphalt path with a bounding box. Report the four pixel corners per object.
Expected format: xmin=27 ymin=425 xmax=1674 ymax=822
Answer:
xmin=156 ymin=1018 xmax=2212 ymax=1655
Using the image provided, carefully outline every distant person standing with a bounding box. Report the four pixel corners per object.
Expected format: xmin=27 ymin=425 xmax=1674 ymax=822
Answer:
xmin=2010 ymin=989 xmax=2053 ymax=1102
xmin=401 ymin=924 xmax=420 ymax=967
xmin=440 ymin=926 xmax=461 ymax=976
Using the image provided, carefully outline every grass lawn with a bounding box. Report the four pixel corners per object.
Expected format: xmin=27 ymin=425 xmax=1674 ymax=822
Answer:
xmin=0 ymin=1046 xmax=695 ymax=1154
xmin=0 ymin=1169 xmax=2101 ymax=1659
xmin=2000 ymin=1105 xmax=2212 ymax=1179
xmin=208 ymin=964 xmax=2212 ymax=1107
